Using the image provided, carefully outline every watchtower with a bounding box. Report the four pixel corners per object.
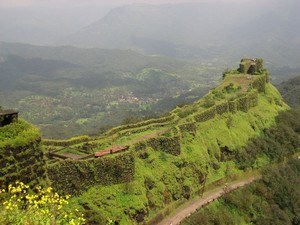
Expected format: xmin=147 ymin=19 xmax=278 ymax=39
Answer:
xmin=238 ymin=58 xmax=263 ymax=75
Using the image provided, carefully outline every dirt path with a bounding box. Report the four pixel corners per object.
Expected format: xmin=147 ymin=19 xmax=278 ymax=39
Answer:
xmin=157 ymin=176 xmax=259 ymax=225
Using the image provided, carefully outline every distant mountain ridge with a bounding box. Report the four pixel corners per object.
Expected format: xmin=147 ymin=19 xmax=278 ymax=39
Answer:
xmin=61 ymin=2 xmax=247 ymax=54
xmin=60 ymin=0 xmax=300 ymax=67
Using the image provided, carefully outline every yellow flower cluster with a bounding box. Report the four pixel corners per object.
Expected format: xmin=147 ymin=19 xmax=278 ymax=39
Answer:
xmin=0 ymin=181 xmax=85 ymax=225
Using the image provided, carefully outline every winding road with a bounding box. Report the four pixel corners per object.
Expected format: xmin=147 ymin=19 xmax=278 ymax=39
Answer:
xmin=157 ymin=176 xmax=259 ymax=225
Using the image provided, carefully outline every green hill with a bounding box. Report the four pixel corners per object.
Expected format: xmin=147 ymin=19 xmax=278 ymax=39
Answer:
xmin=40 ymin=59 xmax=299 ymax=224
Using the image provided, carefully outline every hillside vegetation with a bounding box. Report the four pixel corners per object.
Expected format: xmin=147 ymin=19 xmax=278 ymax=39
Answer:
xmin=277 ymin=75 xmax=300 ymax=108
xmin=0 ymin=119 xmax=39 ymax=148
xmin=182 ymin=155 xmax=300 ymax=225
xmin=41 ymin=61 xmax=297 ymax=224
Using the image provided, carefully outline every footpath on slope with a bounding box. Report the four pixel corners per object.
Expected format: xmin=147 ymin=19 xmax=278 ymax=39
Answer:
xmin=157 ymin=174 xmax=260 ymax=225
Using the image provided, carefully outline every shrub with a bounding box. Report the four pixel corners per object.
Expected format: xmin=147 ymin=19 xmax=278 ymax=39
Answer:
xmin=201 ymin=96 xmax=215 ymax=108
xmin=0 ymin=181 xmax=85 ymax=225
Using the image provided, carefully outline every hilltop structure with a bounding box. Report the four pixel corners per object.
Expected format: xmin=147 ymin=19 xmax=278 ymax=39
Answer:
xmin=0 ymin=109 xmax=18 ymax=127
xmin=238 ymin=58 xmax=263 ymax=75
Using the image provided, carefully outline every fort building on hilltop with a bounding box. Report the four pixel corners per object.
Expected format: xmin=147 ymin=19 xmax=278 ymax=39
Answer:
xmin=238 ymin=58 xmax=264 ymax=75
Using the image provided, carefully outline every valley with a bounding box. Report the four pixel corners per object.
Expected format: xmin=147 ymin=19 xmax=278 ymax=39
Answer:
xmin=0 ymin=43 xmax=219 ymax=138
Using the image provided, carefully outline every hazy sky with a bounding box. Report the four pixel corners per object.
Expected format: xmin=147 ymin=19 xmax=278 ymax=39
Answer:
xmin=0 ymin=0 xmax=255 ymax=45
xmin=0 ymin=0 xmax=251 ymax=7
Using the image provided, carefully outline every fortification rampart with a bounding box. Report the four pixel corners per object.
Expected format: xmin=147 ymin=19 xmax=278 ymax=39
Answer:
xmin=42 ymin=135 xmax=91 ymax=146
xmin=106 ymin=114 xmax=176 ymax=136
xmin=47 ymin=152 xmax=135 ymax=195
xmin=0 ymin=121 xmax=45 ymax=189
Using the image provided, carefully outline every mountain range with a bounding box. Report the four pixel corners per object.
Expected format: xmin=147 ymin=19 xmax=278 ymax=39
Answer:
xmin=59 ymin=0 xmax=300 ymax=66
xmin=0 ymin=0 xmax=299 ymax=67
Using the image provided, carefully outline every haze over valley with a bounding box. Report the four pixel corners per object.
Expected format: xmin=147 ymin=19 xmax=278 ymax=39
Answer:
xmin=1 ymin=0 xmax=300 ymax=138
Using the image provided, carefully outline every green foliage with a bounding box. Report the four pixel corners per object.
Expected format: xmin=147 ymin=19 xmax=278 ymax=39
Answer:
xmin=252 ymin=75 xmax=267 ymax=92
xmin=177 ymin=105 xmax=197 ymax=118
xmin=0 ymin=119 xmax=40 ymax=148
xmin=147 ymin=136 xmax=181 ymax=156
xmin=235 ymin=109 xmax=300 ymax=169
xmin=277 ymin=75 xmax=300 ymax=109
xmin=212 ymin=89 xmax=225 ymax=99
xmin=256 ymin=58 xmax=264 ymax=73
xmin=201 ymin=96 xmax=215 ymax=108
xmin=237 ymin=95 xmax=250 ymax=112
xmin=223 ymin=83 xmax=236 ymax=93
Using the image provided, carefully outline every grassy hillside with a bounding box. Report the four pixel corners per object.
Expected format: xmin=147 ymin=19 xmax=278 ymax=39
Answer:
xmin=42 ymin=62 xmax=293 ymax=224
xmin=71 ymin=84 xmax=287 ymax=224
